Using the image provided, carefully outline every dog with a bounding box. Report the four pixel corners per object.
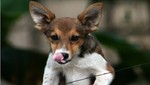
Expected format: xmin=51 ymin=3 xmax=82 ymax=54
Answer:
xmin=29 ymin=1 xmax=114 ymax=85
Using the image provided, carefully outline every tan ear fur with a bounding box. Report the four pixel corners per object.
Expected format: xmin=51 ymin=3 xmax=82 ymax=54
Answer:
xmin=29 ymin=1 xmax=55 ymax=32
xmin=78 ymin=3 xmax=104 ymax=33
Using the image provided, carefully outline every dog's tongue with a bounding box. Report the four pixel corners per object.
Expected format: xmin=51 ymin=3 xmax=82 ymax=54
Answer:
xmin=53 ymin=53 xmax=64 ymax=62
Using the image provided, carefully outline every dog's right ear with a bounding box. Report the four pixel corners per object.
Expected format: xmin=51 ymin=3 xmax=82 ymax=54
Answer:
xmin=78 ymin=3 xmax=103 ymax=33
xmin=29 ymin=1 xmax=55 ymax=32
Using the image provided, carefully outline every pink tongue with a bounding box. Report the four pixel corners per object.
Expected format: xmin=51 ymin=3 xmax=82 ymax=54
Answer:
xmin=53 ymin=53 xmax=64 ymax=62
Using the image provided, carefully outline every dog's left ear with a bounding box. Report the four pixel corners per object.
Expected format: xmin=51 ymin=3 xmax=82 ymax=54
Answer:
xmin=78 ymin=3 xmax=103 ymax=33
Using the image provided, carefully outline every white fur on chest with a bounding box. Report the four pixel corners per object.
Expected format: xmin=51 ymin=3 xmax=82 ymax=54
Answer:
xmin=43 ymin=53 xmax=112 ymax=85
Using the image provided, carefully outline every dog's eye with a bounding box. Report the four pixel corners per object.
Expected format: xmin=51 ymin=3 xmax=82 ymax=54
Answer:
xmin=70 ymin=35 xmax=80 ymax=42
xmin=50 ymin=35 xmax=59 ymax=41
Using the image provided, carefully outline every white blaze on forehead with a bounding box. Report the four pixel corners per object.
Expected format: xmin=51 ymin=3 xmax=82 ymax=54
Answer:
xmin=54 ymin=44 xmax=69 ymax=54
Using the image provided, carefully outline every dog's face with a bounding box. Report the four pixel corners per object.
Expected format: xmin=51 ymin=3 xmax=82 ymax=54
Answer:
xmin=29 ymin=1 xmax=103 ymax=64
xmin=45 ymin=18 xmax=86 ymax=64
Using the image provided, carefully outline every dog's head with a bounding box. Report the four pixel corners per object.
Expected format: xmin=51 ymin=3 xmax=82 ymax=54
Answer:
xmin=29 ymin=1 xmax=103 ymax=64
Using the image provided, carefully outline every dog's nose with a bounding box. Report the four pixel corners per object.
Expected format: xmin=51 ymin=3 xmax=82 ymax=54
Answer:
xmin=61 ymin=53 xmax=69 ymax=60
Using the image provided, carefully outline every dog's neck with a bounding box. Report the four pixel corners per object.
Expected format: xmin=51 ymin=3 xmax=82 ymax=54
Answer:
xmin=79 ymin=34 xmax=104 ymax=58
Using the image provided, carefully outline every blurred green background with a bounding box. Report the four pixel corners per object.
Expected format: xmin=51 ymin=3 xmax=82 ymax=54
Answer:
xmin=1 ymin=0 xmax=150 ymax=85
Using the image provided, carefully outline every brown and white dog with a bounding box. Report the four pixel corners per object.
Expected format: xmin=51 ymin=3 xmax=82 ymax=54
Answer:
xmin=29 ymin=1 xmax=114 ymax=85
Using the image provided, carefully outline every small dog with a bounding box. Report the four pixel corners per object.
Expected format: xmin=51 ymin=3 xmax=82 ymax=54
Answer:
xmin=29 ymin=1 xmax=114 ymax=85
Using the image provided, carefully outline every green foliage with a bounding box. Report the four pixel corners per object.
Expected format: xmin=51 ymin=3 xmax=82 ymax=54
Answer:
xmin=2 ymin=0 xmax=29 ymax=45
xmin=2 ymin=0 xmax=28 ymax=17
xmin=94 ymin=31 xmax=150 ymax=65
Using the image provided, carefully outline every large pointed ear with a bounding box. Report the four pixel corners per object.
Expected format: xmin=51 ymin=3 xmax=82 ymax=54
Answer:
xmin=29 ymin=1 xmax=55 ymax=32
xmin=78 ymin=3 xmax=103 ymax=33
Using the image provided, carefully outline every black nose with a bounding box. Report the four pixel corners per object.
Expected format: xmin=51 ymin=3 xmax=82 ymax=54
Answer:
xmin=61 ymin=53 xmax=69 ymax=60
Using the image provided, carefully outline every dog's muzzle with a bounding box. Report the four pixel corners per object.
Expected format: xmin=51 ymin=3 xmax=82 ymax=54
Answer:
xmin=53 ymin=53 xmax=71 ymax=64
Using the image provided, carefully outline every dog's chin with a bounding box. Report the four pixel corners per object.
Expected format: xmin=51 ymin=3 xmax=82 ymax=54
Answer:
xmin=57 ymin=60 xmax=71 ymax=64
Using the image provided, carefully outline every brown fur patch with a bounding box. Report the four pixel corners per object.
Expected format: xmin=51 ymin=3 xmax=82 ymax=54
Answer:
xmin=107 ymin=63 xmax=115 ymax=75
